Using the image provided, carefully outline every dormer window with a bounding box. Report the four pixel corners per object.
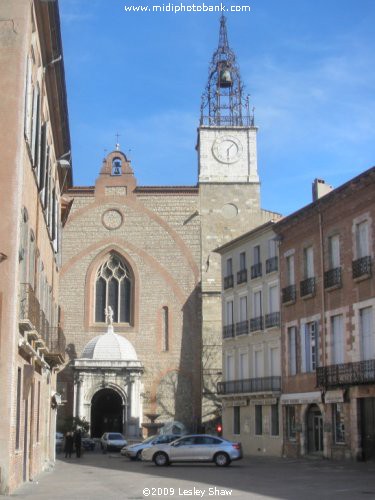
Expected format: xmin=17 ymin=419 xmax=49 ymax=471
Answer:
xmin=111 ymin=158 xmax=122 ymax=176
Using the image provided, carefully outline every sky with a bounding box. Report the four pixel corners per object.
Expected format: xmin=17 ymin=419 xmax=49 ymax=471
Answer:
xmin=59 ymin=0 xmax=375 ymax=216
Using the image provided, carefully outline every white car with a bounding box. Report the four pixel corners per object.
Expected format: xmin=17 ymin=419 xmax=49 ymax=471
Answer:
xmin=142 ymin=434 xmax=243 ymax=467
xmin=100 ymin=432 xmax=127 ymax=452
xmin=121 ymin=434 xmax=181 ymax=460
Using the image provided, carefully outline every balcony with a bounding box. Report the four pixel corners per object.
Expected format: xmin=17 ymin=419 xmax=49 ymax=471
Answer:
xmin=19 ymin=283 xmax=40 ymax=334
xmin=317 ymin=359 xmax=375 ymax=388
xmin=324 ymin=267 xmax=342 ymax=289
xmin=352 ymin=256 xmax=372 ymax=280
xmin=282 ymin=285 xmax=296 ymax=304
xmin=39 ymin=310 xmax=50 ymax=346
xmin=250 ymin=316 xmax=263 ymax=332
xmin=223 ymin=274 xmax=234 ymax=290
xmin=266 ymin=256 xmax=278 ymax=274
xmin=218 ymin=376 xmax=281 ymax=395
xmin=300 ymin=277 xmax=316 ymax=298
xmin=235 ymin=320 xmax=249 ymax=336
xmin=237 ymin=269 xmax=248 ymax=285
xmin=223 ymin=324 xmax=235 ymax=339
xmin=265 ymin=312 xmax=280 ymax=328
xmin=45 ymin=326 xmax=66 ymax=366
xmin=251 ymin=263 xmax=262 ymax=279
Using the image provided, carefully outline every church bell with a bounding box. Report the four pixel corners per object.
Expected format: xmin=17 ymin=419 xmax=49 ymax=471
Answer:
xmin=219 ymin=68 xmax=232 ymax=88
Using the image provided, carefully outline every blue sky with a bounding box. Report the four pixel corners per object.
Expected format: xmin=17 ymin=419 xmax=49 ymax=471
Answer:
xmin=59 ymin=0 xmax=375 ymax=216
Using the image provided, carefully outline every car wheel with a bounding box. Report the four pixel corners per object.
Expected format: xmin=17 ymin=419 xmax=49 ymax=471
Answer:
xmin=214 ymin=452 xmax=230 ymax=467
xmin=136 ymin=450 xmax=142 ymax=461
xmin=153 ymin=452 xmax=169 ymax=466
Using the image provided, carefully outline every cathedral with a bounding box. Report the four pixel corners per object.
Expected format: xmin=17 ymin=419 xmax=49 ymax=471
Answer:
xmin=57 ymin=16 xmax=279 ymax=438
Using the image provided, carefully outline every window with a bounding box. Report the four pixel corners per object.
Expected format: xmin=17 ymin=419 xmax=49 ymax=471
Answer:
xmin=288 ymin=326 xmax=297 ymax=376
xmin=24 ymin=56 xmax=33 ymax=143
xmin=286 ymin=255 xmax=295 ymax=285
xmin=30 ymin=83 xmax=41 ymax=168
xmin=226 ymin=258 xmax=233 ymax=276
xmin=95 ymin=254 xmax=132 ymax=323
xmin=233 ymin=406 xmax=240 ymax=435
xmin=253 ymin=290 xmax=262 ymax=317
xmin=253 ymin=245 xmax=261 ymax=265
xmin=268 ymin=285 xmax=279 ymax=314
xmin=270 ymin=347 xmax=280 ymax=376
xmin=331 ymin=315 xmax=344 ymax=365
xmin=268 ymin=238 xmax=277 ymax=259
xmin=36 ymin=381 xmax=41 ymax=442
xmin=286 ymin=406 xmax=296 ymax=440
xmin=225 ymin=300 xmax=233 ymax=326
xmin=255 ymin=405 xmax=262 ymax=435
xmin=333 ymin=403 xmax=345 ymax=444
xmin=254 ymin=349 xmax=263 ymax=377
xmin=328 ymin=235 xmax=340 ymax=269
xmin=162 ymin=306 xmax=169 ymax=352
xmin=15 ymin=368 xmax=22 ymax=449
xmin=271 ymin=404 xmax=279 ymax=436
xmin=239 ymin=252 xmax=246 ymax=271
xmin=112 ymin=158 xmax=122 ymax=176
xmin=301 ymin=321 xmax=318 ymax=372
xmin=356 ymin=221 xmax=369 ymax=259
xmin=239 ymin=295 xmax=247 ymax=322
xmin=360 ymin=307 xmax=374 ymax=361
xmin=226 ymin=353 xmax=234 ymax=381
xmin=304 ymin=246 xmax=314 ymax=278
xmin=239 ymin=352 xmax=248 ymax=379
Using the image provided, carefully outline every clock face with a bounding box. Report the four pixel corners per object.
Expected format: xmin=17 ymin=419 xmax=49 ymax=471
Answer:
xmin=212 ymin=136 xmax=242 ymax=164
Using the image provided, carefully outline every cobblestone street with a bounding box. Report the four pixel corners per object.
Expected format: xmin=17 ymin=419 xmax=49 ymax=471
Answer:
xmin=11 ymin=451 xmax=375 ymax=500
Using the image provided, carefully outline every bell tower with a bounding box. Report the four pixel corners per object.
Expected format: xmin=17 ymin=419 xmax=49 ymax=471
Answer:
xmin=198 ymin=15 xmax=259 ymax=184
xmin=198 ymin=16 xmax=264 ymax=425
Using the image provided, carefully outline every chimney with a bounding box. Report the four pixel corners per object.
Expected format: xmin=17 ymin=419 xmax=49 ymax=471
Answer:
xmin=312 ymin=178 xmax=333 ymax=202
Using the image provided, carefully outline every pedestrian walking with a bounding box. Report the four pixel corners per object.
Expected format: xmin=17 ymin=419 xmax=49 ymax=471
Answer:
xmin=74 ymin=429 xmax=82 ymax=458
xmin=64 ymin=431 xmax=74 ymax=458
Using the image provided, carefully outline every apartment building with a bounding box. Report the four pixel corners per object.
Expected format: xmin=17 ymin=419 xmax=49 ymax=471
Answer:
xmin=0 ymin=0 xmax=71 ymax=492
xmin=215 ymin=221 xmax=283 ymax=456
xmin=275 ymin=170 xmax=375 ymax=460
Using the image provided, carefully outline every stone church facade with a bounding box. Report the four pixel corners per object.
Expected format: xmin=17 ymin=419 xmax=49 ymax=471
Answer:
xmin=57 ymin=16 xmax=279 ymax=438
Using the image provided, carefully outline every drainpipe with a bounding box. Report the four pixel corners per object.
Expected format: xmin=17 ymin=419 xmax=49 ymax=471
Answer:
xmin=318 ymin=210 xmax=328 ymax=459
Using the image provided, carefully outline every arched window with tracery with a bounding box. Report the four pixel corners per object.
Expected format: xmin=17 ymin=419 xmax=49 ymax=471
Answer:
xmin=95 ymin=253 xmax=132 ymax=324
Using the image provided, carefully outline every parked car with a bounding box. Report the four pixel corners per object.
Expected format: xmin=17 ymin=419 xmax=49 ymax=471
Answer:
xmin=100 ymin=432 xmax=127 ymax=452
xmin=82 ymin=435 xmax=96 ymax=451
xmin=141 ymin=434 xmax=242 ymax=467
xmin=55 ymin=432 xmax=64 ymax=453
xmin=121 ymin=434 xmax=181 ymax=460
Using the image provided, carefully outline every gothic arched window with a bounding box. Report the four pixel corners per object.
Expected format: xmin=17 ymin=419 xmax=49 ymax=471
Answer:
xmin=95 ymin=254 xmax=132 ymax=323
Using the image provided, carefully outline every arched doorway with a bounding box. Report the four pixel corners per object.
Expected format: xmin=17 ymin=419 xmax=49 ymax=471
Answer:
xmin=306 ymin=404 xmax=323 ymax=455
xmin=91 ymin=388 xmax=123 ymax=437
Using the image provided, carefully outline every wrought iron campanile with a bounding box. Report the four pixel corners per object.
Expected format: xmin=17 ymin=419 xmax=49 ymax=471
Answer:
xmin=200 ymin=15 xmax=252 ymax=127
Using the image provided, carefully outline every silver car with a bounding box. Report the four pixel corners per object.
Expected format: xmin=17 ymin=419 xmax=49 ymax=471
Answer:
xmin=121 ymin=434 xmax=180 ymax=460
xmin=141 ymin=434 xmax=242 ymax=467
xmin=100 ymin=432 xmax=127 ymax=452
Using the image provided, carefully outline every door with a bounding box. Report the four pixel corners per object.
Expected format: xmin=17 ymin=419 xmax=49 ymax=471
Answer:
xmin=307 ymin=405 xmax=323 ymax=454
xmin=361 ymin=398 xmax=375 ymax=460
xmin=169 ymin=436 xmax=196 ymax=461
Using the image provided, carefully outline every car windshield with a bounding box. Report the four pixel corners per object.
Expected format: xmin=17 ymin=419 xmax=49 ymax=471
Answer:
xmin=142 ymin=435 xmax=157 ymax=444
xmin=108 ymin=433 xmax=124 ymax=440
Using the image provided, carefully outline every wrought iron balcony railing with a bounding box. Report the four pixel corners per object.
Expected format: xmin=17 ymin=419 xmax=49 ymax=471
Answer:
xmin=352 ymin=256 xmax=372 ymax=280
xmin=300 ymin=277 xmax=316 ymax=297
xmin=266 ymin=256 xmax=278 ymax=274
xmin=235 ymin=320 xmax=249 ymax=336
xmin=45 ymin=326 xmax=66 ymax=366
xmin=19 ymin=283 xmax=41 ymax=333
xmin=223 ymin=324 xmax=235 ymax=339
xmin=324 ymin=267 xmax=342 ymax=289
xmin=223 ymin=274 xmax=234 ymax=290
xmin=282 ymin=285 xmax=296 ymax=304
xmin=200 ymin=115 xmax=253 ymax=127
xmin=237 ymin=269 xmax=248 ymax=285
xmin=251 ymin=263 xmax=262 ymax=279
xmin=218 ymin=376 xmax=281 ymax=395
xmin=317 ymin=359 xmax=375 ymax=388
xmin=265 ymin=312 xmax=280 ymax=328
xmin=250 ymin=316 xmax=263 ymax=332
